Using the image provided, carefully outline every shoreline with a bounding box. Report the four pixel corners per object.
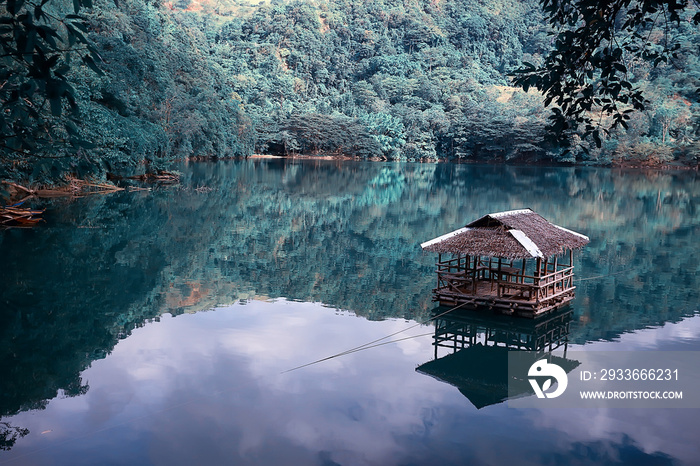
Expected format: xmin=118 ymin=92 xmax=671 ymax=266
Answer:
xmin=242 ymin=153 xmax=699 ymax=171
xmin=2 ymin=155 xmax=698 ymax=203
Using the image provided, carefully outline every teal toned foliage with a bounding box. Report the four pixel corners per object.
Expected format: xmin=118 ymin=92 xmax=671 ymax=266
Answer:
xmin=271 ymin=113 xmax=382 ymax=158
xmin=0 ymin=0 xmax=102 ymax=180
xmin=513 ymin=0 xmax=700 ymax=160
xmin=359 ymin=113 xmax=405 ymax=159
xmin=1 ymin=0 xmax=253 ymax=183
xmin=3 ymin=0 xmax=699 ymax=183
xmin=213 ymin=0 xmax=555 ymax=161
xmin=77 ymin=0 xmax=254 ymax=172
xmin=209 ymin=0 xmax=698 ymax=164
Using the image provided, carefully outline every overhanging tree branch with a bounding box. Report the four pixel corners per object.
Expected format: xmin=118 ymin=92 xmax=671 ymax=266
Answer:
xmin=512 ymin=0 xmax=698 ymax=151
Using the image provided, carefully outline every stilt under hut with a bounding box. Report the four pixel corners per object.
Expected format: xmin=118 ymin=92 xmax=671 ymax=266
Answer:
xmin=416 ymin=308 xmax=578 ymax=409
xmin=420 ymin=209 xmax=589 ymax=318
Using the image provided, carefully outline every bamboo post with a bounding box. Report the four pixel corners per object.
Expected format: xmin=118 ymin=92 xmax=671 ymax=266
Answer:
xmin=495 ymin=257 xmax=502 ymax=292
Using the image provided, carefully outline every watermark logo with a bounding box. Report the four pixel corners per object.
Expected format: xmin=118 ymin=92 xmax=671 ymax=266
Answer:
xmin=528 ymin=359 xmax=568 ymax=399
xmin=509 ymin=351 xmax=698 ymax=408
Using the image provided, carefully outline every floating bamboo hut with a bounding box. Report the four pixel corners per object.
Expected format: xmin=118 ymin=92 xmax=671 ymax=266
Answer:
xmin=421 ymin=209 xmax=589 ymax=318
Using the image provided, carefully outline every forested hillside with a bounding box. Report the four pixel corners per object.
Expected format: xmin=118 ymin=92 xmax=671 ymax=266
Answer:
xmin=1 ymin=0 xmax=254 ymax=185
xmin=208 ymin=0 xmax=699 ymax=164
xmin=210 ymin=0 xmax=552 ymax=162
xmin=1 ymin=0 xmax=698 ymax=185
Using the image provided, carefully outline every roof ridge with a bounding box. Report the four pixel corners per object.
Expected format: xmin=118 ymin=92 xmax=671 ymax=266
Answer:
xmin=553 ymin=224 xmax=590 ymax=241
xmin=489 ymin=208 xmax=534 ymax=219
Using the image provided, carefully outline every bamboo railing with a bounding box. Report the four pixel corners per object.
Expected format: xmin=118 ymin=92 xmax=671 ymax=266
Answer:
xmin=435 ymin=258 xmax=575 ymax=304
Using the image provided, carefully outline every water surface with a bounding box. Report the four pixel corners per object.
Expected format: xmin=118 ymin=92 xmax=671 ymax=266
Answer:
xmin=1 ymin=160 xmax=698 ymax=465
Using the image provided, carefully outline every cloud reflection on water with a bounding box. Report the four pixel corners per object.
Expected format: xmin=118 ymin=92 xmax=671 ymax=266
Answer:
xmin=2 ymin=300 xmax=698 ymax=465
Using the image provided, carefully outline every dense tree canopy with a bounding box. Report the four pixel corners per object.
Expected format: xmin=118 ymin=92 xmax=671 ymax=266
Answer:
xmin=2 ymin=0 xmax=699 ymax=184
xmin=211 ymin=0 xmax=560 ymax=161
xmin=513 ymin=0 xmax=700 ymax=154
xmin=1 ymin=0 xmax=254 ymax=184
xmin=209 ymin=0 xmax=699 ymax=164
xmin=0 ymin=0 xmax=101 ymax=170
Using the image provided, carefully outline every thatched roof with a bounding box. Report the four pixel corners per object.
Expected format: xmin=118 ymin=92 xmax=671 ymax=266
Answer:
xmin=421 ymin=208 xmax=589 ymax=259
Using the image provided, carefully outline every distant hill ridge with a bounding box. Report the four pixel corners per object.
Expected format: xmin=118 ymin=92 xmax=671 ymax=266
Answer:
xmin=2 ymin=0 xmax=697 ymax=184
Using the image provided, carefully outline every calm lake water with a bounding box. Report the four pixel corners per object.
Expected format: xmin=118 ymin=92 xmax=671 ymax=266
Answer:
xmin=1 ymin=160 xmax=699 ymax=465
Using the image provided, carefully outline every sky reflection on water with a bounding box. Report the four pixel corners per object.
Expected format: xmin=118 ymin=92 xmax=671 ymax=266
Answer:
xmin=1 ymin=160 xmax=699 ymax=465
xmin=2 ymin=299 xmax=698 ymax=466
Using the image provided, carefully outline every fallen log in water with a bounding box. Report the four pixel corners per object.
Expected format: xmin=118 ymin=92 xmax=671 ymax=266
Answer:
xmin=66 ymin=177 xmax=125 ymax=195
xmin=126 ymin=171 xmax=180 ymax=183
xmin=0 ymin=204 xmax=44 ymax=227
xmin=2 ymin=178 xmax=125 ymax=199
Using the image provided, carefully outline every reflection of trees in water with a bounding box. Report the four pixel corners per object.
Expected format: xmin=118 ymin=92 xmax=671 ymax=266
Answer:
xmin=0 ymin=160 xmax=698 ymax=429
xmin=0 ymin=422 xmax=29 ymax=451
xmin=429 ymin=164 xmax=700 ymax=341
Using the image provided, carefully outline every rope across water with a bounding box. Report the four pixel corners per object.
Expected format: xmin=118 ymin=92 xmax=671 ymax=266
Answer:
xmin=282 ymin=301 xmax=471 ymax=373
xmin=283 ymin=270 xmax=623 ymax=373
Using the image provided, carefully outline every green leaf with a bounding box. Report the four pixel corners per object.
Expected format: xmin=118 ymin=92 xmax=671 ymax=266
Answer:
xmin=65 ymin=120 xmax=79 ymax=136
xmin=36 ymin=25 xmax=59 ymax=49
xmin=83 ymin=54 xmax=103 ymax=75
xmin=74 ymin=139 xmax=96 ymax=149
xmin=70 ymin=20 xmax=88 ymax=33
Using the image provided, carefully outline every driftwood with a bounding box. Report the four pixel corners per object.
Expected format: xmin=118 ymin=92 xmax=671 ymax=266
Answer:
xmin=0 ymin=204 xmax=44 ymax=226
xmin=0 ymin=174 xmax=166 ymax=228
xmin=126 ymin=171 xmax=180 ymax=183
xmin=66 ymin=177 xmax=125 ymax=195
xmin=2 ymin=178 xmax=124 ymax=198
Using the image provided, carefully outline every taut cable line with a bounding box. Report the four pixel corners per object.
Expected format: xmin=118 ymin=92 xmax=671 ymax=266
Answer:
xmin=283 ymin=270 xmax=621 ymax=373
xmin=574 ymin=269 xmax=626 ymax=282
xmin=282 ymin=301 xmax=470 ymax=373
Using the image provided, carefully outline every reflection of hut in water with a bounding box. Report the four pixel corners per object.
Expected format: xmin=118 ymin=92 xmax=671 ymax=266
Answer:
xmin=416 ymin=308 xmax=579 ymax=409
xmin=421 ymin=209 xmax=589 ymax=317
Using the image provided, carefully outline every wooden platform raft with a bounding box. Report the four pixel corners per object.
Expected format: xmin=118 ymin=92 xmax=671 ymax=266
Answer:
xmin=421 ymin=209 xmax=589 ymax=318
